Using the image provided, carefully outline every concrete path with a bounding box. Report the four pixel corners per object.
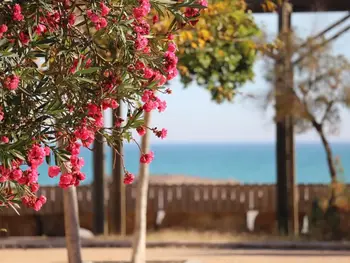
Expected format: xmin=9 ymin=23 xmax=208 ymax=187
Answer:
xmin=1 ymin=248 xmax=350 ymax=263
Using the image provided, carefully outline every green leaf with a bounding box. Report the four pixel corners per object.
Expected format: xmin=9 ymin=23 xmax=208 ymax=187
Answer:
xmin=10 ymin=150 xmax=25 ymax=161
xmin=76 ymin=77 xmax=97 ymax=84
xmin=45 ymin=152 xmax=51 ymax=165
xmin=74 ymin=67 xmax=100 ymax=75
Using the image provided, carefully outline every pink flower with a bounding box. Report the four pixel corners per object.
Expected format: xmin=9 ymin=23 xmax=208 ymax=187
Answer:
xmin=167 ymin=68 xmax=178 ymax=80
xmin=13 ymin=4 xmax=24 ymax=21
xmin=0 ymin=24 xmax=7 ymax=33
xmin=28 ymin=144 xmax=45 ymax=168
xmin=152 ymin=15 xmax=159 ymax=24
xmin=67 ymin=142 xmax=81 ymax=155
xmin=39 ymin=195 xmax=47 ymax=204
xmin=157 ymin=99 xmax=167 ymax=112
xmin=87 ymin=10 xmax=99 ymax=23
xmin=33 ymin=195 xmax=46 ymax=211
xmin=97 ymin=17 xmax=108 ymax=29
xmin=10 ymin=169 xmax=23 ymax=180
xmin=26 ymin=168 xmax=39 ymax=184
xmin=135 ymin=35 xmax=148 ymax=51
xmin=143 ymin=46 xmax=151 ymax=54
xmin=159 ymin=128 xmax=167 ymax=139
xmin=19 ymin=32 xmax=30 ymax=45
xmin=68 ymin=13 xmax=76 ymax=25
xmin=4 ymin=75 xmax=20 ymax=90
xmin=123 ymin=172 xmax=135 ymax=184
xmin=0 ymin=24 xmax=8 ymax=38
xmin=70 ymin=156 xmax=84 ymax=169
xmin=1 ymin=136 xmax=9 ymax=143
xmin=168 ymin=42 xmax=177 ymax=53
xmin=199 ymin=0 xmax=208 ymax=7
xmin=141 ymin=90 xmax=154 ymax=102
xmin=59 ymin=173 xmax=73 ymax=188
xmin=102 ymin=99 xmax=119 ymax=110
xmin=143 ymin=100 xmax=157 ymax=112
xmin=34 ymin=24 xmax=47 ymax=35
xmin=133 ymin=7 xmax=147 ymax=20
xmin=100 ymin=2 xmax=111 ymax=16
xmin=168 ymin=34 xmax=174 ymax=40
xmin=30 ymin=183 xmax=39 ymax=193
xmin=153 ymin=71 xmax=167 ymax=86
xmin=135 ymin=60 xmax=145 ymax=70
xmin=140 ymin=151 xmax=154 ymax=164
xmin=136 ymin=126 xmax=146 ymax=136
xmin=33 ymin=200 xmax=43 ymax=211
xmin=143 ymin=67 xmax=154 ymax=79
xmin=110 ymin=99 xmax=119 ymax=109
xmin=74 ymin=171 xmax=86 ymax=181
xmin=48 ymin=166 xmax=61 ymax=178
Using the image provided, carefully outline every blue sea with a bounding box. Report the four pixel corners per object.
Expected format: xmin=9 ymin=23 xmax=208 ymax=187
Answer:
xmin=37 ymin=142 xmax=350 ymax=185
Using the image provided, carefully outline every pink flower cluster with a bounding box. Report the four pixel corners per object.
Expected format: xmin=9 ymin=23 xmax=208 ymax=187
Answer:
xmin=0 ymin=144 xmax=50 ymax=210
xmin=185 ymin=0 xmax=208 ymax=26
xmin=0 ymin=0 xmax=205 ymax=207
xmin=3 ymin=75 xmax=20 ymax=90
xmin=86 ymin=2 xmax=110 ymax=30
xmin=0 ymin=24 xmax=8 ymax=38
xmin=140 ymin=151 xmax=154 ymax=164
xmin=123 ymin=172 xmax=135 ymax=184
xmin=22 ymin=195 xmax=47 ymax=211
xmin=141 ymin=90 xmax=167 ymax=113
xmin=133 ymin=0 xmax=151 ymax=52
xmin=12 ymin=4 xmax=24 ymax=21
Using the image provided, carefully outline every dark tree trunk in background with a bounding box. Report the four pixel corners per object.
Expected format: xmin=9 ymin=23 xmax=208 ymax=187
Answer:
xmin=110 ymin=104 xmax=126 ymax=235
xmin=93 ymin=132 xmax=105 ymax=235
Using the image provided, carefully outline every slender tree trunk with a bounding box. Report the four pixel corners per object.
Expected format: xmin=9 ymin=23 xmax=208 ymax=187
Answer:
xmin=63 ymin=186 xmax=82 ymax=263
xmin=60 ymin=141 xmax=82 ymax=263
xmin=315 ymin=126 xmax=337 ymax=181
xmin=131 ymin=111 xmax=151 ymax=263
xmin=314 ymin=123 xmax=337 ymax=206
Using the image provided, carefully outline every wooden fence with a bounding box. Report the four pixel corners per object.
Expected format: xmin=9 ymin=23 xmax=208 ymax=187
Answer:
xmin=0 ymin=183 xmax=337 ymax=216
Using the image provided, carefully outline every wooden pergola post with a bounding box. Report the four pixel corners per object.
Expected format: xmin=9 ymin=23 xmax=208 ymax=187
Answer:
xmin=275 ymin=0 xmax=299 ymax=236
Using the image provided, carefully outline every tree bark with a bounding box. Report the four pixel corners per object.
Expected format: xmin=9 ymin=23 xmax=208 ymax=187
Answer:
xmin=131 ymin=111 xmax=151 ymax=263
xmin=63 ymin=186 xmax=82 ymax=263
xmin=110 ymin=104 xmax=126 ymax=235
xmin=314 ymin=124 xmax=337 ymax=181
xmin=59 ymin=140 xmax=82 ymax=263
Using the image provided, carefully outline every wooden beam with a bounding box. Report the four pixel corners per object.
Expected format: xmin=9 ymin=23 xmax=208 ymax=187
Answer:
xmin=247 ymin=0 xmax=350 ymax=13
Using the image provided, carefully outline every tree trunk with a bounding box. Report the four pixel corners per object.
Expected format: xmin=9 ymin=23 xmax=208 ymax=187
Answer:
xmin=131 ymin=111 xmax=151 ymax=263
xmin=63 ymin=186 xmax=82 ymax=263
xmin=314 ymin=123 xmax=337 ymax=206
xmin=60 ymin=138 xmax=82 ymax=263
xmin=315 ymin=125 xmax=337 ymax=181
xmin=59 ymin=140 xmax=82 ymax=263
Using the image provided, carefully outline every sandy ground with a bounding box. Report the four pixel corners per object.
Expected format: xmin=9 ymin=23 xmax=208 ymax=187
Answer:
xmin=1 ymin=248 xmax=350 ymax=263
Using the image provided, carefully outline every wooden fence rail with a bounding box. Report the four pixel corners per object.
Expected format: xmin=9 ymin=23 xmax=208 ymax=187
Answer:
xmin=0 ymin=184 xmax=341 ymax=216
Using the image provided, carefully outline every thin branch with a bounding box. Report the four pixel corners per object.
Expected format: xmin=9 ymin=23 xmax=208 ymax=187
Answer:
xmin=293 ymin=25 xmax=350 ymax=66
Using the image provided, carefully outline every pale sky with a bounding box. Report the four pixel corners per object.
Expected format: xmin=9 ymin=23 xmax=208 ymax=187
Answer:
xmin=148 ymin=11 xmax=350 ymax=143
